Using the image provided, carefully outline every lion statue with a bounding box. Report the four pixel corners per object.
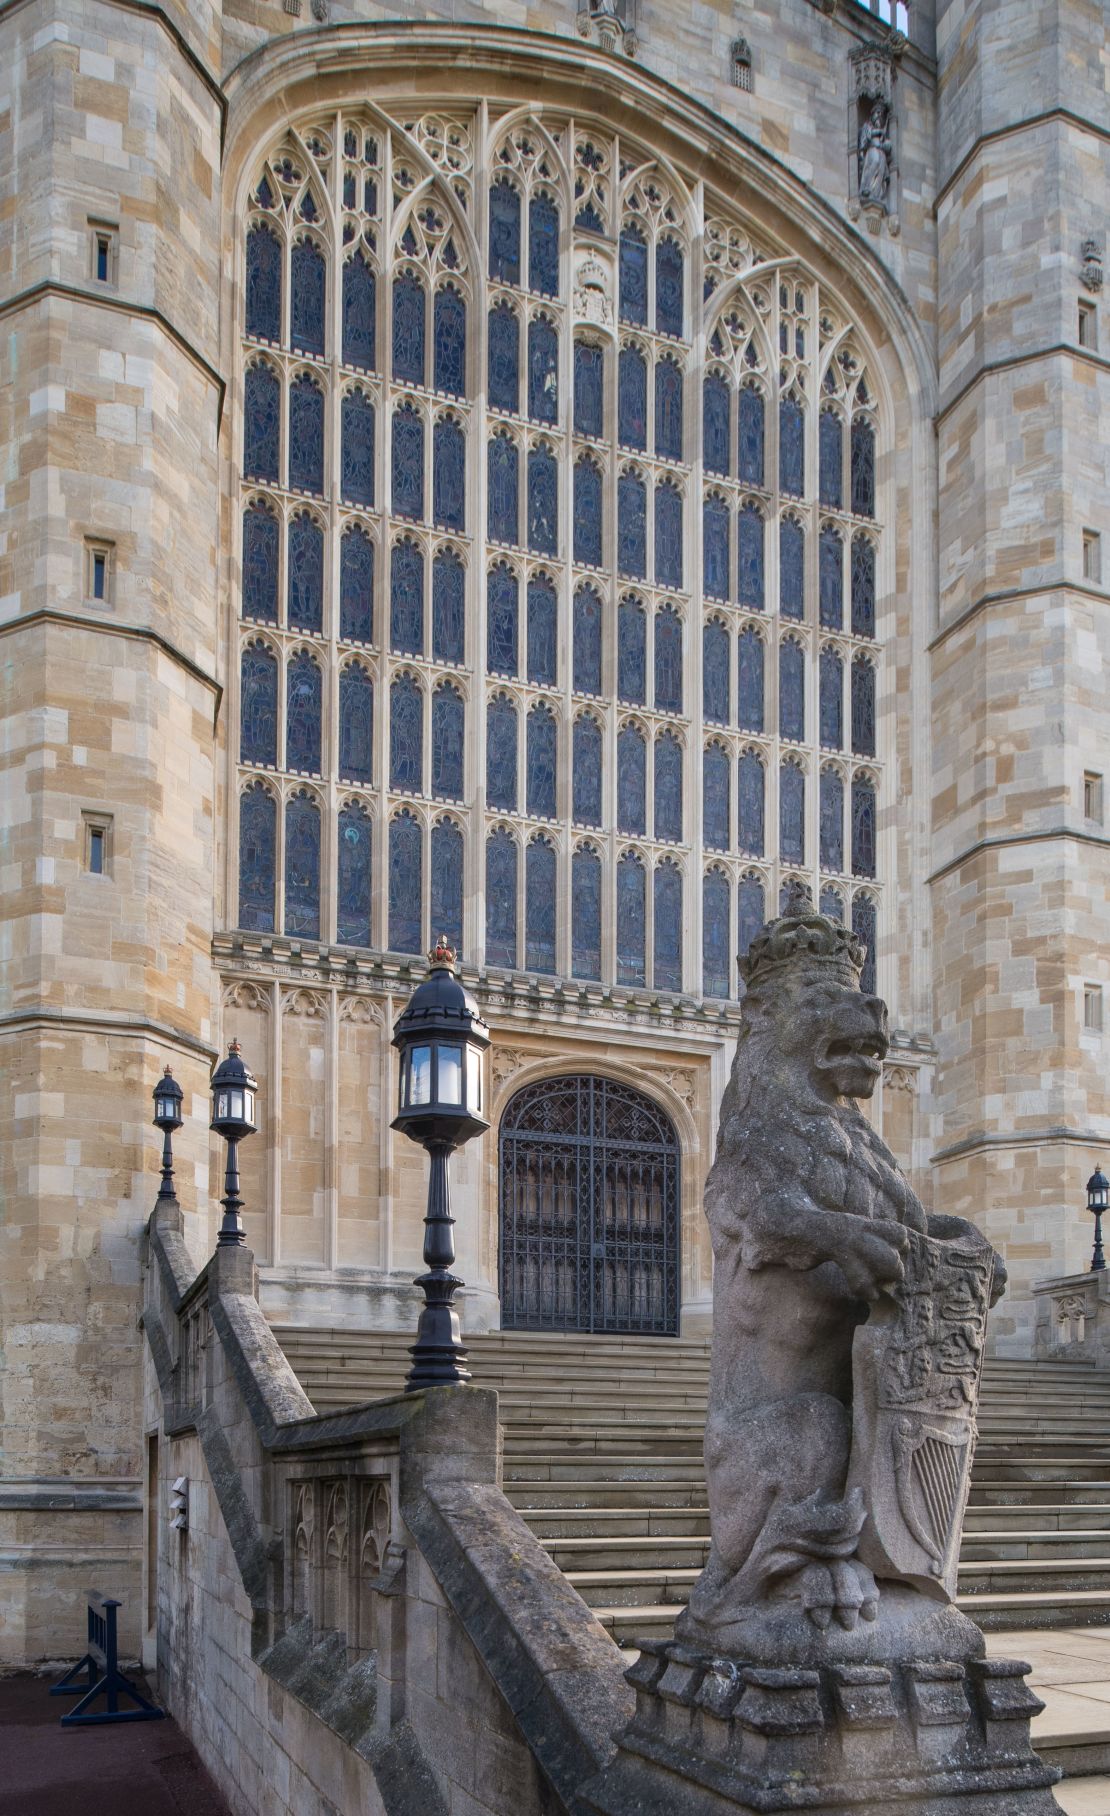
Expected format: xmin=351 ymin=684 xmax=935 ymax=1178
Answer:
xmin=675 ymin=892 xmax=1006 ymax=1663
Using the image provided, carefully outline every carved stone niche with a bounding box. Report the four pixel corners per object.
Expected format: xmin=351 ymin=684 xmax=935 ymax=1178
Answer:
xmin=847 ymin=43 xmax=900 ymax=238
xmin=1081 ymin=238 xmax=1104 ymax=293
xmin=576 ymin=0 xmax=637 ymax=57
xmin=573 ymin=245 xmax=615 ymax=327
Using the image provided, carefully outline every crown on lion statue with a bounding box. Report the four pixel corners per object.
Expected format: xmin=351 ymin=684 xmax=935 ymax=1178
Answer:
xmin=740 ymin=879 xmax=866 ymax=990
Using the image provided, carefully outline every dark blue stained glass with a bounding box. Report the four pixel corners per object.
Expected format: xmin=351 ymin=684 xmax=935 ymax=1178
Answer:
xmin=738 ymin=750 xmax=765 ymax=857
xmin=245 ymin=224 xmax=281 ymax=342
xmin=339 ymin=526 xmax=374 ymax=645
xmin=431 ymin=682 xmax=464 ymax=799
xmin=779 ymin=638 xmax=805 ymax=741
xmin=617 ymin=725 xmax=646 ymax=835
xmin=488 ymin=303 xmax=520 ymax=415
xmin=703 ymin=495 xmax=730 ymax=600
xmin=572 ymin=845 xmax=602 ymax=980
xmin=616 ymin=853 xmax=646 ymax=987
xmin=820 ymin=765 xmax=844 ymax=872
xmin=284 ymin=791 xmax=320 ymax=939
xmin=656 ymin=237 xmax=684 ymax=339
xmin=288 ymin=374 xmax=324 ymax=494
xmin=703 ymin=867 xmax=731 ymax=999
xmin=779 ymin=395 xmax=804 ymax=497
xmin=486 ymin=829 xmax=518 ymax=969
xmin=654 ymin=861 xmax=683 ymax=991
xmin=851 ymin=536 xmax=876 ymax=638
xmin=574 ymin=458 xmax=603 ymax=567
xmin=527 ymin=703 xmax=557 ymax=820
xmin=486 ymin=694 xmax=517 ymax=812
xmin=703 ymin=373 xmax=730 ymax=476
xmin=527 ymin=317 xmax=558 ymax=425
xmin=575 ymin=200 xmax=605 ymax=235
xmin=390 ymin=539 xmax=424 ymax=655
xmin=820 ymin=883 xmax=844 ymax=923
xmin=433 ymin=285 xmax=466 ymax=397
xmin=852 ymin=893 xmax=877 ymax=993
xmin=389 ymin=810 xmax=423 ymax=954
xmin=619 ymin=225 xmax=648 ymax=326
xmin=573 ymin=584 xmax=602 ymax=695
xmin=529 ymin=192 xmax=560 ymax=297
xmin=852 ymin=656 xmax=876 ymax=756
xmin=780 ymin=760 xmax=805 ymax=865
xmin=244 ymin=364 xmax=280 ymax=482
xmin=285 ymin=651 xmax=321 ymax=774
xmin=573 ymin=716 xmax=602 ymax=826
xmin=337 ymin=802 xmax=372 ymax=946
xmin=655 ymin=481 xmax=683 ymax=590
xmin=487 ymin=563 xmax=518 ymax=676
xmin=340 ymin=390 xmax=375 ymax=506
xmin=342 ymin=251 xmax=376 ymax=370
xmin=738 ymin=872 xmax=765 ymax=960
xmin=655 ymin=357 xmax=683 ymax=462
xmin=391 ymin=402 xmax=425 ymax=521
xmin=820 ymin=410 xmax=843 ymax=509
xmin=819 ymin=647 xmax=843 ymax=749
xmin=819 ymin=526 xmax=843 ymax=629
xmin=851 ymin=417 xmax=876 ymax=517
xmin=617 ymin=471 xmax=647 ymax=579
xmin=703 ymin=619 xmax=729 ymax=724
xmin=432 ymin=550 xmax=464 ymax=665
xmin=290 ymin=239 xmax=326 ymax=357
xmin=240 ymin=641 xmax=277 ymax=767
xmin=525 ymin=837 xmax=557 ymax=973
xmin=287 ymin=512 xmax=323 ymax=633
xmin=654 ymin=606 xmax=683 ymax=714
xmin=618 ymin=346 xmax=648 ymax=450
xmin=487 ymin=432 xmax=519 ymax=545
xmin=618 ymin=597 xmax=646 ymax=704
xmin=654 ymin=733 xmax=682 ymax=843
xmin=392 ymin=272 xmax=425 ymax=386
xmin=489 ymin=180 xmax=522 ymax=286
xmin=432 ymin=417 xmax=465 ymax=531
xmin=574 ymin=341 xmax=604 ymax=439
xmin=389 ymin=672 xmax=423 ymax=792
xmin=703 ymin=743 xmax=729 ymax=850
xmin=852 ymin=775 xmax=876 ymax=877
xmin=738 ymin=627 xmax=764 ymax=733
xmin=242 ymin=502 xmax=278 ymax=623
xmin=527 ymin=577 xmax=556 ymax=685
xmin=738 ymin=385 xmax=764 ymax=487
xmin=780 ymin=517 xmax=804 ymax=620
xmin=527 ymin=446 xmax=558 ymax=556
xmin=735 ymin=508 xmax=764 ymax=616
xmin=430 ymin=819 xmax=463 ymax=953
xmin=338 ymin=661 xmax=374 ymax=784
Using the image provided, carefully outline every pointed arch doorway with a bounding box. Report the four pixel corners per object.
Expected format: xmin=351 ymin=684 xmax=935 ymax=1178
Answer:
xmin=498 ymin=1073 xmax=680 ymax=1336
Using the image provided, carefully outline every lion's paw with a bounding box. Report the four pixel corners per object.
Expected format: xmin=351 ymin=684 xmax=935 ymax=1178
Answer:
xmin=796 ymin=1557 xmax=879 ymax=1631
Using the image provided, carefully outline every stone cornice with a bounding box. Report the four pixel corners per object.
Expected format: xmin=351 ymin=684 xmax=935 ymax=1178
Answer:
xmin=928 ymin=580 xmax=1110 ymax=653
xmin=933 ymin=1126 xmax=1110 ymax=1166
xmin=0 ymin=1008 xmax=218 ymax=1061
xmin=927 ymin=826 xmax=1110 ymax=888
xmin=936 ymin=107 xmax=1110 ymax=213
xmin=937 ymin=341 xmax=1110 ymax=428
xmin=0 ymin=608 xmax=221 ymax=715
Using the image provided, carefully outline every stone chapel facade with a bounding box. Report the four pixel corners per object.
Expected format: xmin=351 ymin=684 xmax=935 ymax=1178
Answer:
xmin=2 ymin=0 xmax=1108 ymax=1664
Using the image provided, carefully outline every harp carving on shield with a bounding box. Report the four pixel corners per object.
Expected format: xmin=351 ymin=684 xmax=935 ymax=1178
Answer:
xmin=847 ymin=1226 xmax=995 ymax=1602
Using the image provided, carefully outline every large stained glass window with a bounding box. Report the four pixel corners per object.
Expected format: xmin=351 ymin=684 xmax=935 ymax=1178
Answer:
xmin=432 ymin=549 xmax=464 ymax=665
xmin=525 ymin=836 xmax=557 ymax=972
xmin=852 ymin=535 xmax=876 ymax=638
xmin=488 ymin=432 xmax=519 ymax=546
xmin=338 ymin=661 xmax=374 ymax=784
xmin=389 ymin=809 xmax=422 ymax=953
xmin=819 ymin=647 xmax=843 ymax=750
xmin=703 ymin=867 xmax=731 ymax=999
xmin=656 ymin=356 xmax=683 ymax=462
xmin=572 ymin=844 xmax=602 ymax=980
xmin=573 ymin=714 xmax=602 ymax=825
xmin=852 ymin=656 xmax=876 ymax=756
xmin=574 ymin=341 xmax=604 ymax=439
xmin=779 ymin=638 xmax=805 ymax=742
xmin=528 ymin=317 xmax=558 ymax=425
xmin=852 ymin=417 xmax=876 ymax=517
xmin=341 ymin=389 xmax=375 ymax=508
xmin=852 ymin=774 xmax=877 ymax=877
xmin=239 ymin=783 xmax=276 ymax=932
xmin=619 ymin=346 xmax=648 ymax=450
xmin=340 ymin=525 xmax=374 ymax=644
xmin=527 ymin=576 xmax=556 ymax=685
xmin=617 ymin=724 xmax=646 ymax=835
xmin=337 ymin=800 xmax=372 ymax=946
xmin=573 ymin=584 xmax=602 ymax=695
xmin=527 ymin=445 xmax=558 ymax=556
xmin=852 ymin=893 xmax=877 ymax=993
xmin=526 ymin=702 xmax=557 ymax=820
xmin=819 ymin=410 xmax=843 ymax=509
xmin=779 ymin=394 xmax=804 ymax=496
xmin=284 ymin=790 xmax=321 ymax=938
xmin=656 ymin=238 xmax=684 ymax=339
xmin=289 ymin=374 xmax=324 ymax=494
xmin=288 ymin=511 xmax=323 ymax=633
xmin=654 ymin=606 xmax=683 ymax=714
xmin=654 ymin=480 xmax=683 ymax=590
xmin=244 ymin=364 xmax=280 ymax=481
xmin=390 ymin=538 xmax=424 ymax=655
xmin=654 ymin=732 xmax=682 ymax=843
xmin=738 ymin=385 xmax=764 ymax=487
xmin=574 ymin=456 xmax=603 ymax=567
xmin=738 ymin=871 xmax=765 ymax=959
xmin=392 ymin=402 xmax=424 ymax=521
xmin=780 ymin=759 xmax=805 ymax=865
xmin=820 ymin=884 xmax=844 ymax=923
xmin=434 ymin=285 xmax=466 ymax=396
xmin=738 ymin=627 xmax=764 ymax=733
xmin=618 ymin=471 xmax=647 ymax=579
xmin=430 ymin=818 xmax=463 ymax=953
xmin=486 ymin=693 xmax=518 ymax=812
xmin=432 ymin=417 xmax=465 ymax=532
xmin=432 ymin=681 xmax=464 ymax=799
xmin=529 ymin=192 xmax=559 ymax=297
xmin=619 ymin=225 xmax=648 ymax=326
xmin=392 ymin=272 xmax=425 ymax=386
xmin=654 ymin=860 xmax=682 ymax=991
xmin=291 ymin=239 xmax=326 ymax=357
xmin=703 ymin=742 xmax=730 ymax=851
xmin=616 ymin=851 xmax=646 ymax=985
xmin=489 ymin=302 xmax=520 ymax=415
xmin=389 ymin=671 xmax=423 ymax=793
xmin=489 ymin=179 xmax=522 ymax=285
xmin=704 ymin=373 xmax=730 ymax=475
xmin=488 ymin=563 xmax=518 ymax=676
xmin=486 ymin=828 xmax=518 ymax=967
xmin=704 ymin=494 xmax=730 ymax=601
xmin=342 ymin=251 xmax=376 ymax=370
xmin=240 ymin=641 xmax=278 ymax=768
xmin=243 ymin=501 xmax=279 ymax=624
xmin=780 ymin=517 xmax=804 ymax=620
xmin=738 ymin=504 xmax=764 ymax=610
xmin=618 ymin=596 xmax=646 ymax=704
xmin=820 ymin=765 xmax=844 ymax=873
xmin=703 ymin=618 xmax=729 ymax=724
xmin=738 ymin=749 xmax=765 ymax=857
xmin=286 ymin=650 xmax=322 ymax=774
xmin=819 ymin=526 xmax=843 ymax=630
xmin=246 ymin=224 xmax=282 ymax=343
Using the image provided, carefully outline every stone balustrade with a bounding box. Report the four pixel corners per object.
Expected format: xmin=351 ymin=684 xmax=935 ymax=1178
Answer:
xmin=1032 ymin=1269 xmax=1110 ymax=1366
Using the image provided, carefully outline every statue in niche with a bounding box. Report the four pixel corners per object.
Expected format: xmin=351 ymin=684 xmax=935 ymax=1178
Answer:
xmin=857 ymin=100 xmax=893 ymax=210
xmin=675 ymin=889 xmax=1006 ymax=1662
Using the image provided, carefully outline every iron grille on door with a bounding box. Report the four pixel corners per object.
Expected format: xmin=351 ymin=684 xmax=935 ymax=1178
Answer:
xmin=499 ymin=1074 xmax=680 ymax=1335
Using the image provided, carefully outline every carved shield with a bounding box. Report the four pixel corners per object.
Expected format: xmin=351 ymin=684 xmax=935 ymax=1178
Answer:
xmin=847 ymin=1227 xmax=995 ymax=1601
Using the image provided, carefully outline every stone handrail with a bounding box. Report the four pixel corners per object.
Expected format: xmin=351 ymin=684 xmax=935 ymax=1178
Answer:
xmin=1033 ymin=1268 xmax=1110 ymax=1365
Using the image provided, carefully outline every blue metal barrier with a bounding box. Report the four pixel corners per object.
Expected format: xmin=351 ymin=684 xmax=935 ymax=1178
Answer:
xmin=49 ymin=1593 xmax=165 ymax=1726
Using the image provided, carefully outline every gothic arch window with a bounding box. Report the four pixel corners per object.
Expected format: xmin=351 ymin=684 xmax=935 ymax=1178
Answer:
xmin=654 ymin=479 xmax=683 ymax=590
xmin=342 ymin=250 xmax=376 ymax=371
xmin=572 ymin=844 xmax=602 ymax=979
xmin=431 ymin=680 xmax=465 ymax=799
xmin=340 ymin=524 xmax=374 ymax=644
xmin=618 ymin=595 xmax=646 ymax=704
xmin=573 ymin=584 xmax=603 ymax=695
xmin=246 ymin=224 xmax=282 ymax=344
xmin=852 ymin=416 xmax=876 ymax=517
xmin=338 ymin=660 xmax=374 ymax=784
xmin=619 ymin=344 xmax=648 ymax=450
xmin=655 ymin=355 xmax=684 ymax=462
xmin=488 ymin=431 xmax=520 ymax=545
xmin=391 ymin=538 xmax=424 ymax=655
xmin=852 ymin=535 xmax=876 ymax=638
xmin=487 ymin=562 xmax=519 ymax=676
xmin=654 ymin=731 xmax=683 ymax=843
xmin=616 ymin=722 xmax=647 ymax=837
xmin=240 ymin=640 xmax=278 ymax=768
xmin=337 ymin=800 xmax=372 ymax=946
xmin=392 ymin=271 xmax=426 ymax=386
xmin=820 ymin=764 xmax=844 ymax=873
xmin=703 ymin=617 xmax=730 ymax=724
xmin=738 ymin=626 xmax=764 ymax=733
xmin=291 ymin=237 xmax=326 ymax=358
xmin=574 ymin=340 xmax=604 ymax=439
xmin=432 ymin=548 xmax=464 ymax=664
xmin=819 ymin=646 xmax=844 ymax=750
xmin=487 ymin=692 xmax=518 ymax=812
xmin=704 ymin=371 xmax=730 ymax=476
xmin=779 ymin=758 xmax=805 ymax=865
xmin=779 ymin=637 xmax=805 ymax=742
xmin=819 ymin=409 xmax=843 ymax=510
xmin=527 ymin=444 xmax=558 ymax=555
xmin=489 ymin=178 xmax=522 ymax=285
xmin=654 ymin=605 xmax=683 ymax=714
xmin=392 ymin=401 xmax=425 ymax=521
xmin=738 ymin=869 xmax=765 ymax=959
xmin=852 ymin=773 xmax=877 ymax=878
xmin=434 ymin=284 xmax=466 ymax=397
xmin=285 ymin=789 xmax=321 ymax=939
xmin=618 ymin=469 xmax=647 ymax=579
xmin=525 ymin=835 xmax=557 ymax=973
xmin=431 ymin=817 xmax=464 ymax=953
xmin=779 ymin=394 xmax=804 ymax=497
xmin=573 ymin=714 xmax=603 ymax=826
xmin=738 ymin=385 xmax=764 ymax=488
xmin=851 ymin=655 xmax=876 ymax=756
xmin=616 ymin=850 xmax=646 ymax=985
xmin=433 ymin=415 xmax=466 ymax=531
xmin=656 ymin=237 xmax=684 ymax=339
xmin=703 ymin=493 xmax=730 ymax=601
xmin=526 ymin=701 xmax=557 ymax=820
xmin=489 ymin=301 xmax=520 ymax=415
xmin=738 ymin=748 xmax=765 ymax=857
xmin=654 ymin=859 xmax=683 ymax=991
xmin=529 ymin=192 xmax=560 ymax=297
xmin=288 ymin=511 xmax=324 ymax=633
xmin=780 ymin=516 xmax=804 ymax=620
xmin=852 ymin=891 xmax=877 ymax=993
xmin=289 ymin=373 xmax=324 ymax=494
xmin=527 ymin=575 xmax=557 ymax=685
xmin=243 ymin=500 xmax=279 ymax=624
xmin=574 ymin=456 xmax=604 ymax=567
xmin=390 ymin=671 xmax=423 ymax=793
xmin=239 ymin=782 xmax=276 ymax=932
xmin=286 ymin=650 xmax=322 ymax=774
xmin=703 ymin=741 xmax=730 ymax=851
xmin=819 ymin=525 xmax=843 ymax=629
xmin=244 ymin=362 xmax=280 ymax=481
xmin=703 ymin=866 xmax=731 ymax=999
xmin=389 ymin=809 xmax=423 ymax=953
xmin=619 ymin=223 xmax=648 ymax=326
xmin=486 ymin=827 xmax=519 ymax=967
xmin=738 ymin=502 xmax=764 ymax=610
xmin=341 ymin=389 xmax=375 ymax=507
xmin=528 ymin=316 xmax=559 ymax=425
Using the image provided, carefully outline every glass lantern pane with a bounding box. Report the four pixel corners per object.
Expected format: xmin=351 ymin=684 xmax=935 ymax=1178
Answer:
xmin=410 ymin=1046 xmax=432 ymax=1106
xmin=438 ymin=1046 xmax=463 ymax=1104
xmin=466 ymin=1045 xmax=482 ymax=1113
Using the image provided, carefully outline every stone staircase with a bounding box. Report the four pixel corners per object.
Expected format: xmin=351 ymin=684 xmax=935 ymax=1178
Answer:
xmin=275 ymin=1328 xmax=1110 ymax=1646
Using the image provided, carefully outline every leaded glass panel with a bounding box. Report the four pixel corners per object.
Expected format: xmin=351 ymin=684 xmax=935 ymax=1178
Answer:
xmin=529 ymin=192 xmax=559 ymax=297
xmin=738 ymin=872 xmax=765 ymax=958
xmin=655 ymin=357 xmax=683 ymax=462
xmin=703 ymin=495 xmax=730 ymax=601
xmin=779 ymin=760 xmax=805 ymax=864
xmin=527 ymin=577 xmax=556 ymax=685
xmin=488 ymin=303 xmax=520 ymax=415
xmin=527 ymin=703 xmax=557 ymax=820
xmin=738 ymin=385 xmax=765 ymax=487
xmin=246 ymin=225 xmax=281 ymax=342
xmin=487 ymin=564 xmax=518 ymax=676
xmin=390 ymin=539 xmax=424 ymax=654
xmin=619 ymin=226 xmax=648 ymax=326
xmin=654 ymin=861 xmax=683 ymax=991
xmin=489 ymin=180 xmax=522 ymax=285
xmin=656 ymin=238 xmax=684 ymax=338
xmin=244 ymin=365 xmax=280 ymax=482
xmin=527 ymin=446 xmax=558 ymax=556
xmin=654 ymin=481 xmax=683 ymax=590
xmin=337 ymin=801 xmax=372 ymax=946
xmin=617 ymin=725 xmax=646 ymax=835
xmin=240 ymin=642 xmax=277 ymax=767
xmin=738 ymin=627 xmax=764 ymax=732
xmin=616 ymin=853 xmax=646 ymax=986
xmin=286 ymin=651 xmax=321 ymax=773
xmin=338 ymin=661 xmax=374 ymax=783
xmin=820 ymin=884 xmax=844 ymax=923
xmin=574 ymin=341 xmax=604 ymax=439
xmin=526 ymin=838 xmax=557 ymax=973
xmin=779 ymin=395 xmax=804 ymax=497
xmin=243 ymin=503 xmax=279 ymax=623
xmin=852 ymin=894 xmax=877 ymax=993
xmin=340 ymin=525 xmax=374 ymax=644
xmin=851 ymin=417 xmax=876 ymax=517
xmin=573 ymin=584 xmax=602 ymax=694
xmin=527 ymin=317 xmax=558 ymax=425
xmin=488 ymin=432 xmax=519 ymax=545
xmin=431 ymin=681 xmax=464 ymax=799
xmin=819 ymin=647 xmax=843 ymax=749
xmin=852 ymin=775 xmax=876 ymax=877
xmin=430 ymin=820 xmax=463 ymax=953
xmin=574 ymin=458 xmax=603 ymax=567
xmin=392 ymin=272 xmax=425 ymax=386
xmin=573 ymin=716 xmax=602 ymax=825
xmin=340 ymin=390 xmax=375 ymax=507
xmin=433 ymin=285 xmax=466 ymax=397
xmin=703 ymin=868 xmax=731 ymax=998
xmin=284 ymin=791 xmax=321 ymax=939
xmin=654 ymin=607 xmax=683 ymax=714
xmin=432 ymin=418 xmax=465 ymax=531
xmin=617 ymin=472 xmax=647 ymax=579
xmin=738 ymin=751 xmax=765 ymax=856
xmin=779 ymin=639 xmax=805 ymax=741
xmin=851 ymin=656 xmax=876 ymax=756
xmin=486 ymin=829 xmax=518 ymax=967
xmin=703 ymin=619 xmax=729 ymax=724
xmin=820 ymin=766 xmax=844 ymax=872
xmin=287 ymin=512 xmax=323 ymax=633
xmin=704 ymin=373 xmax=730 ymax=475
xmin=392 ymin=402 xmax=425 ymax=521
xmin=654 ymin=732 xmax=682 ymax=842
xmin=780 ymin=517 xmax=804 ymax=620
xmin=291 ymin=241 xmax=326 ymax=364
xmin=572 ymin=846 xmax=602 ymax=979
xmin=851 ymin=536 xmax=876 ymax=638
xmin=618 ymin=597 xmax=646 ymax=703
xmin=819 ymin=410 xmax=843 ymax=509
xmin=389 ymin=672 xmax=423 ymax=792
xmin=342 ymin=251 xmax=376 ymax=370
xmin=738 ymin=503 xmax=765 ymax=610
xmin=819 ymin=526 xmax=843 ymax=629
xmin=703 ymin=743 xmax=729 ymax=850
xmin=432 ymin=550 xmax=464 ymax=665
xmin=618 ymin=346 xmax=647 ymax=450
xmin=486 ymin=694 xmax=518 ymax=812
xmin=389 ymin=810 xmax=422 ymax=954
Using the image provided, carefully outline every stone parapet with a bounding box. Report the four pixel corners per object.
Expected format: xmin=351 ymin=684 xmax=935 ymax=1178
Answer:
xmin=1033 ymin=1269 xmax=1110 ymax=1367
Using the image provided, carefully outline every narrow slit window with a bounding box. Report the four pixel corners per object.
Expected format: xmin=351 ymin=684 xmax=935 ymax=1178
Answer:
xmin=1084 ymin=771 xmax=1104 ymax=824
xmin=83 ymin=813 xmax=112 ymax=876
xmin=85 ymin=539 xmax=114 ymax=604
xmin=1083 ymin=530 xmax=1101 ymax=583
xmin=89 ymin=221 xmax=119 ymax=285
xmin=1079 ymin=301 xmax=1097 ymax=350
xmin=1084 ymin=984 xmax=1103 ymax=1033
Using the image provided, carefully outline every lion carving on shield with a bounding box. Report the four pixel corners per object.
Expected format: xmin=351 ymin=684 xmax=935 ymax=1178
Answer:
xmin=675 ymin=891 xmax=1006 ymax=1662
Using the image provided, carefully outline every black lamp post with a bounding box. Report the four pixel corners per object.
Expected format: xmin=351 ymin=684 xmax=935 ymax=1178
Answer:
xmin=391 ymin=939 xmax=490 ymax=1391
xmin=152 ymin=1065 xmax=184 ymax=1202
xmin=1089 ymin=1165 xmax=1109 ymax=1273
xmin=209 ymin=1040 xmax=258 ymax=1248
